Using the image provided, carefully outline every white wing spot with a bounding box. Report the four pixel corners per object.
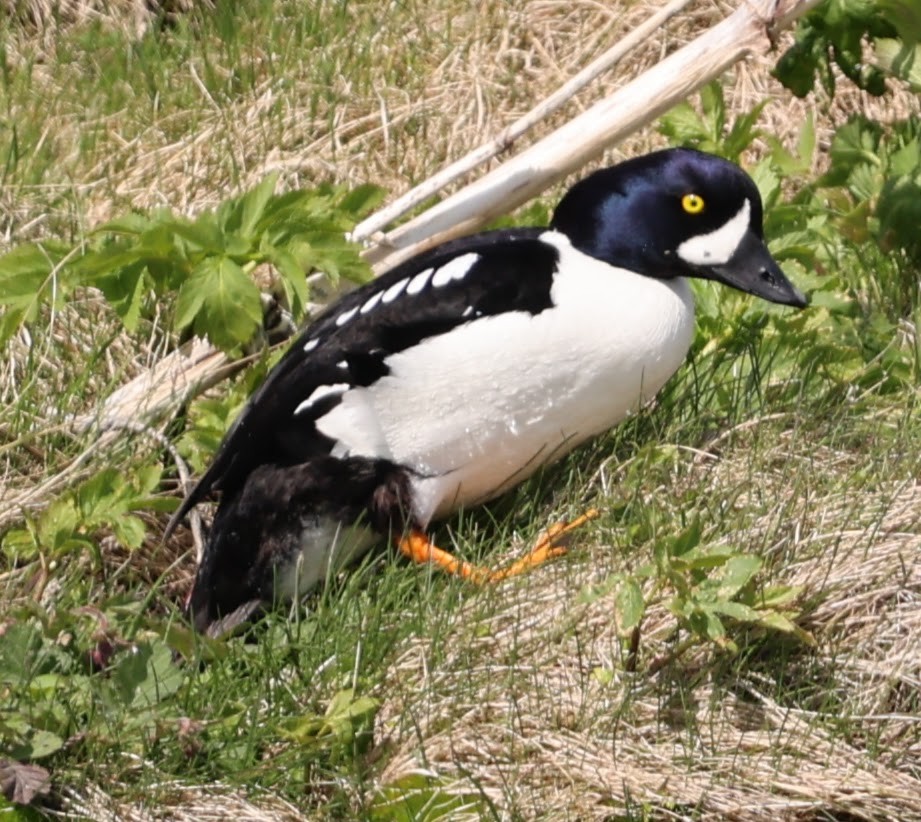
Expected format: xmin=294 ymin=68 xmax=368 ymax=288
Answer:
xmin=336 ymin=360 xmax=349 ymax=370
xmin=360 ymin=291 xmax=383 ymax=314
xmin=303 ymin=338 xmax=319 ymax=353
xmin=406 ymin=267 xmax=434 ymax=295
xmin=677 ymin=199 xmax=751 ymax=266
xmin=336 ymin=306 xmax=359 ymax=326
xmin=432 ymin=253 xmax=478 ymax=288
xmin=294 ymin=383 xmax=350 ymax=416
xmin=382 ymin=278 xmax=409 ymax=303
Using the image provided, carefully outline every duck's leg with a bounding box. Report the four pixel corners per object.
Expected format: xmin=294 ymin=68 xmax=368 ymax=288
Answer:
xmin=397 ymin=509 xmax=599 ymax=583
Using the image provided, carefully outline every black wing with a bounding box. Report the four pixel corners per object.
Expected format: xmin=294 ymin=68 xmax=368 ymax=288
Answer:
xmin=167 ymin=227 xmax=560 ymax=533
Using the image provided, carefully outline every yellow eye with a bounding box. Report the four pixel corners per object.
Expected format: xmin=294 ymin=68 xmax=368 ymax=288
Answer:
xmin=681 ymin=193 xmax=705 ymax=214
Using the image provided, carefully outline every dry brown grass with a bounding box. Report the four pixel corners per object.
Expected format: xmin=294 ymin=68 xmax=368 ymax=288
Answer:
xmin=5 ymin=0 xmax=917 ymax=249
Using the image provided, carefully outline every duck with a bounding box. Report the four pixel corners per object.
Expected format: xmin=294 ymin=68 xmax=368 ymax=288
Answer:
xmin=167 ymin=147 xmax=808 ymax=635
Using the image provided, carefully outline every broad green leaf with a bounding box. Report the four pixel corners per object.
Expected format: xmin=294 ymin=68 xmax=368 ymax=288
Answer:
xmin=11 ymin=729 xmax=64 ymax=760
xmin=88 ymin=260 xmax=149 ymax=332
xmin=613 ymin=578 xmax=645 ymax=635
xmin=0 ymin=307 xmax=28 ymax=347
xmin=371 ymin=774 xmax=485 ymax=822
xmin=167 ymin=215 xmax=225 ymax=253
xmin=668 ymin=519 xmax=701 ymax=558
xmin=1 ymin=527 xmax=39 ymax=562
xmin=139 ymin=223 xmax=182 ymax=262
xmin=759 ymin=584 xmax=802 ymax=608
xmin=279 ymin=689 xmax=379 ymax=756
xmin=174 ymin=273 xmax=208 ymax=332
xmin=94 ymin=213 xmax=152 ymax=235
xmin=0 ymin=622 xmax=43 ymax=685
xmin=689 ymin=608 xmax=726 ymax=643
xmin=0 ymin=244 xmax=62 ymax=310
xmin=714 ymin=555 xmax=762 ymax=600
xmin=827 ymin=117 xmax=883 ymax=182
xmin=757 ymin=612 xmax=817 ymax=646
xmin=266 ymin=245 xmax=309 ymax=312
xmin=710 ymin=600 xmax=761 ymax=622
xmin=238 ymin=172 xmax=279 ymax=237
xmin=196 ymin=256 xmax=263 ymax=350
xmin=887 ymin=136 xmax=921 ymax=177
xmin=112 ymin=640 xmax=184 ymax=709
xmin=112 ymin=515 xmax=146 ymax=550
xmin=699 ymin=81 xmax=726 ymax=138
xmin=658 ymin=101 xmax=707 ymax=146
xmin=879 ymin=0 xmax=921 ymax=42
xmin=337 ymin=183 xmax=386 ymax=217
xmin=873 ymin=38 xmax=921 ymax=91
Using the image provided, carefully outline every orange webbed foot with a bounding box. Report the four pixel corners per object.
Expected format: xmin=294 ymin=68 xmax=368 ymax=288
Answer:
xmin=396 ymin=508 xmax=600 ymax=584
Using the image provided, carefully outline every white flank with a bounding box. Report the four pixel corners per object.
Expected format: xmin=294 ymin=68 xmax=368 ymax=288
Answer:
xmin=677 ymin=198 xmax=750 ymax=266
xmin=316 ymin=230 xmax=696 ymax=527
xmin=293 ymin=383 xmax=350 ymax=416
xmin=432 ymin=253 xmax=479 ymax=287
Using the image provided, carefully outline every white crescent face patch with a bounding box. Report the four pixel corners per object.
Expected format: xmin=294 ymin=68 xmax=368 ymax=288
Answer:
xmin=677 ymin=199 xmax=751 ymax=266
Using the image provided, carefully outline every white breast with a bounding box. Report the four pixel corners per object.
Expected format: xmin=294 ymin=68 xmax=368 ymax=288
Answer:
xmin=315 ymin=231 xmax=695 ymax=525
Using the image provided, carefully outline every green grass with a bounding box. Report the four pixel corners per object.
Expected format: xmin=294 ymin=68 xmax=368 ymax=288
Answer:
xmin=2 ymin=1 xmax=921 ymax=819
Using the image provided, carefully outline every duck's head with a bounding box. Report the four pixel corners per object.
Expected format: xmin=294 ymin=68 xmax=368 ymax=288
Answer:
xmin=550 ymin=147 xmax=807 ymax=308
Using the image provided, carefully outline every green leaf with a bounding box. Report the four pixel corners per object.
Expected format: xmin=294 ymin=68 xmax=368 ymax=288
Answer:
xmin=238 ymin=172 xmax=279 ymax=238
xmin=879 ymin=0 xmax=921 ymax=42
xmin=699 ymin=81 xmax=725 ymax=139
xmin=279 ymin=689 xmax=379 ymax=759
xmin=174 ymin=272 xmax=208 ymax=332
xmin=759 ymin=584 xmax=802 ymax=608
xmin=94 ymin=213 xmax=153 ymax=236
xmin=6 ymin=728 xmax=65 ymax=761
xmin=710 ymin=600 xmax=761 ymax=622
xmin=1 ymin=527 xmax=39 ymax=562
xmin=757 ymin=612 xmax=816 ymax=645
xmin=667 ymin=519 xmax=702 ymax=558
xmin=658 ymin=101 xmax=708 ymax=146
xmin=168 ymin=215 xmax=225 ymax=253
xmin=827 ymin=117 xmax=883 ymax=182
xmin=0 ymin=244 xmax=58 ymax=308
xmin=690 ymin=607 xmax=727 ymax=643
xmin=0 ymin=623 xmax=43 ymax=686
xmin=714 ymin=554 xmax=762 ymax=600
xmin=175 ymin=256 xmax=263 ymax=350
xmin=337 ymin=183 xmax=386 ymax=217
xmin=371 ymin=774 xmax=485 ymax=822
xmin=613 ymin=578 xmax=645 ymax=635
xmin=111 ymin=640 xmax=184 ymax=709
xmin=265 ymin=245 xmax=309 ymax=313
xmin=0 ymin=243 xmax=70 ymax=344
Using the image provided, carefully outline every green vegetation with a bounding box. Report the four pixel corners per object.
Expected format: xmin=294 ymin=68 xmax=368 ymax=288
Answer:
xmin=1 ymin=0 xmax=920 ymax=818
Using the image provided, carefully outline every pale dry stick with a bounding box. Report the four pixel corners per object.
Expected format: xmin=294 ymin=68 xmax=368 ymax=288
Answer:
xmin=364 ymin=0 xmax=823 ymax=273
xmin=349 ymin=0 xmax=696 ymax=246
